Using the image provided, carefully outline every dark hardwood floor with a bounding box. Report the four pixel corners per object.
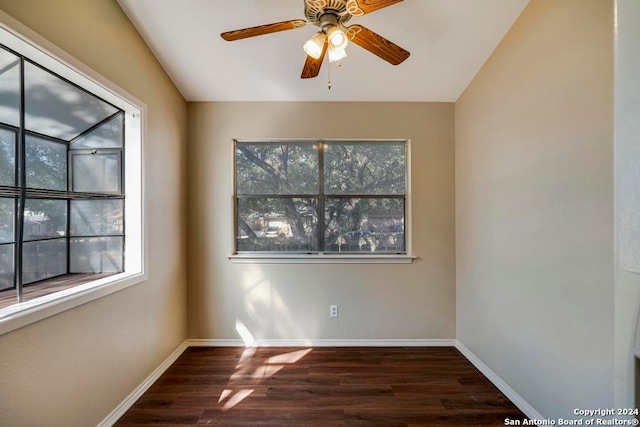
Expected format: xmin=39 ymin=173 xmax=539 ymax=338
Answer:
xmin=115 ymin=346 xmax=528 ymax=426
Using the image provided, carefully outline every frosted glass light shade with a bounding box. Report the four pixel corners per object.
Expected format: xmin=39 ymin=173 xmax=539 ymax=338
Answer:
xmin=328 ymin=48 xmax=347 ymax=63
xmin=303 ymin=32 xmax=326 ymax=59
xmin=327 ymin=27 xmax=348 ymax=51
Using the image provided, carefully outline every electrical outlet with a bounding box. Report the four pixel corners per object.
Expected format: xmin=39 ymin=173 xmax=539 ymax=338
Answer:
xmin=329 ymin=305 xmax=338 ymax=318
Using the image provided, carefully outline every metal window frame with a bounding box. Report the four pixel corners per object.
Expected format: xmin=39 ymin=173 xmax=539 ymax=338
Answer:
xmin=233 ymin=139 xmax=408 ymax=255
xmin=0 ymin=42 xmax=126 ymax=301
xmin=68 ymin=148 xmax=123 ymax=195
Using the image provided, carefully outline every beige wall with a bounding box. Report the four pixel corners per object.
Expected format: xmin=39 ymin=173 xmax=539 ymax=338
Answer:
xmin=614 ymin=0 xmax=640 ymax=409
xmin=187 ymin=102 xmax=455 ymax=341
xmin=456 ymin=0 xmax=614 ymax=418
xmin=0 ymin=1 xmax=188 ymax=426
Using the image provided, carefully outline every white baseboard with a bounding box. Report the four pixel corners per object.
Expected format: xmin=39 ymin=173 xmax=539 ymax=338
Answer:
xmin=97 ymin=340 xmax=190 ymax=427
xmin=187 ymin=338 xmax=456 ymax=347
xmin=455 ymin=340 xmax=543 ymax=420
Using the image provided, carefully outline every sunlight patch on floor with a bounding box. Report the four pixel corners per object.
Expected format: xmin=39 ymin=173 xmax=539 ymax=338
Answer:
xmin=221 ymin=389 xmax=254 ymax=411
xmin=267 ymin=348 xmax=312 ymax=364
xmin=218 ymin=346 xmax=313 ymax=412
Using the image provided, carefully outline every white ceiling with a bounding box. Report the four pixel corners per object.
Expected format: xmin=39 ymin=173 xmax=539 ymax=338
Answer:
xmin=117 ymin=0 xmax=529 ymax=102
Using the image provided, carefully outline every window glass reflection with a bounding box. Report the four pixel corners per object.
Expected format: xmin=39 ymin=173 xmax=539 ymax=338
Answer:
xmin=24 ymin=62 xmax=118 ymax=141
xmin=23 ymin=199 xmax=67 ymax=241
xmin=70 ymin=236 xmax=123 ymax=273
xmin=22 ymin=238 xmax=66 ymax=284
xmin=70 ymin=113 xmax=123 ymax=149
xmin=70 ymin=199 xmax=123 ymax=236
xmin=0 ymin=47 xmax=20 ymax=128
xmin=0 ymin=244 xmax=14 ymax=290
xmin=72 ymin=153 xmax=121 ymax=193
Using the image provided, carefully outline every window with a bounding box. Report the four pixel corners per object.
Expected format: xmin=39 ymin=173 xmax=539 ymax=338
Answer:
xmin=0 ymin=22 xmax=144 ymax=333
xmin=234 ymin=140 xmax=408 ymax=258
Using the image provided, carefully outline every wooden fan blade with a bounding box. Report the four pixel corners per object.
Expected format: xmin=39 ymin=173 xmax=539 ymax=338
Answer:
xmin=221 ymin=20 xmax=307 ymax=41
xmin=347 ymin=24 xmax=410 ymax=65
xmin=348 ymin=0 xmax=403 ymax=15
xmin=301 ymin=38 xmax=328 ymax=79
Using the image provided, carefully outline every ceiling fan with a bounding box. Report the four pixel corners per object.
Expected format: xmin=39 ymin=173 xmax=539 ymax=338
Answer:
xmin=221 ymin=0 xmax=410 ymax=79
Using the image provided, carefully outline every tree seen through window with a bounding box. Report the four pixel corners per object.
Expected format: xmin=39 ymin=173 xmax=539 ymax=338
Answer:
xmin=235 ymin=140 xmax=406 ymax=254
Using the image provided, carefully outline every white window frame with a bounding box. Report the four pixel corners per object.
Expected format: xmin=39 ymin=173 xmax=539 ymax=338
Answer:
xmin=0 ymin=12 xmax=147 ymax=335
xmin=228 ymin=138 xmax=415 ymax=264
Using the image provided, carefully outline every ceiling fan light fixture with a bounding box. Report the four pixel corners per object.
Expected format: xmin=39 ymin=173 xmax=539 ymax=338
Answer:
xmin=326 ymin=26 xmax=348 ymax=51
xmin=221 ymin=0 xmax=410 ymax=80
xmin=303 ymin=32 xmax=326 ymax=59
xmin=328 ymin=47 xmax=347 ymax=63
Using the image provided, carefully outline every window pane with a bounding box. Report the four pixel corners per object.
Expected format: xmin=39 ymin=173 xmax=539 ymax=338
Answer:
xmin=0 ymin=244 xmax=13 ymax=290
xmin=0 ymin=47 xmax=20 ymax=128
xmin=237 ymin=197 xmax=318 ymax=252
xmin=70 ymin=199 xmax=123 ymax=236
xmin=72 ymin=153 xmax=120 ymax=193
xmin=25 ymin=135 xmax=67 ymax=190
xmin=0 ymin=198 xmax=14 ymax=243
xmin=24 ymin=62 xmax=119 ymax=141
xmin=324 ymin=198 xmax=405 ymax=253
xmin=70 ymin=236 xmax=123 ymax=273
xmin=0 ymin=128 xmax=15 ymax=186
xmin=70 ymin=113 xmax=123 ymax=149
xmin=236 ymin=142 xmax=318 ymax=195
xmin=23 ymin=238 xmax=67 ymax=284
xmin=324 ymin=142 xmax=405 ymax=195
xmin=24 ymin=199 xmax=67 ymax=241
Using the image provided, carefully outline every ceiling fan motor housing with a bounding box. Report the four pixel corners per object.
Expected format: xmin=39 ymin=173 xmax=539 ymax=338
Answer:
xmin=304 ymin=0 xmax=353 ymax=28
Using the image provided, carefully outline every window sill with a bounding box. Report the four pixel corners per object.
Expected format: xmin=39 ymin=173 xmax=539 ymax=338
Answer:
xmin=0 ymin=271 xmax=146 ymax=336
xmin=228 ymin=254 xmax=416 ymax=264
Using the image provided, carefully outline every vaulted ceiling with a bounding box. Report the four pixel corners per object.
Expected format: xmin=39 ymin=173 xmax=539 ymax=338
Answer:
xmin=117 ymin=0 xmax=529 ymax=102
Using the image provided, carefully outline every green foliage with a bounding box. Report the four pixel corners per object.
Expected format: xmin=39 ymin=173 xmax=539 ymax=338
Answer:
xmin=0 ymin=129 xmax=15 ymax=186
xmin=324 ymin=142 xmax=405 ymax=195
xmin=236 ymin=142 xmax=319 ymax=194
xmin=0 ymin=198 xmax=13 ymax=243
xmin=25 ymin=135 xmax=66 ymax=191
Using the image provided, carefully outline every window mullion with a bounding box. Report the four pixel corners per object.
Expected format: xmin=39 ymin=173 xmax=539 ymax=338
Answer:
xmin=14 ymin=56 xmax=26 ymax=303
xmin=65 ymin=200 xmax=71 ymax=274
xmin=318 ymin=140 xmax=325 ymax=252
xmin=66 ymin=116 xmax=70 ymax=276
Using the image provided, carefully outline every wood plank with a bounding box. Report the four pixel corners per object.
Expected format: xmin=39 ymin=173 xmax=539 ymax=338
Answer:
xmin=115 ymin=347 xmax=528 ymax=426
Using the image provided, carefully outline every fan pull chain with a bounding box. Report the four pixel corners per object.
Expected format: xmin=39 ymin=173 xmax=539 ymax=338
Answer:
xmin=327 ymin=55 xmax=332 ymax=90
